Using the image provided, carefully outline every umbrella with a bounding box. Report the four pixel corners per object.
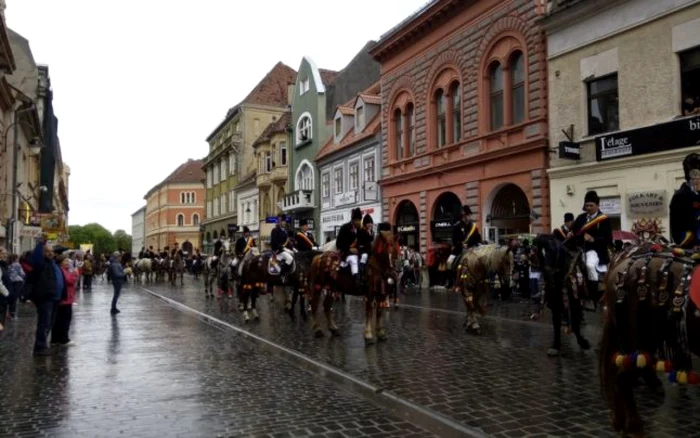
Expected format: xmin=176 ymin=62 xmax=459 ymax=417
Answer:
xmin=613 ymin=230 xmax=637 ymax=241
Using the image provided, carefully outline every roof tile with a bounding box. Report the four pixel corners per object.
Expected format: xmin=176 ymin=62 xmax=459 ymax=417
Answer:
xmin=253 ymin=111 xmax=291 ymax=147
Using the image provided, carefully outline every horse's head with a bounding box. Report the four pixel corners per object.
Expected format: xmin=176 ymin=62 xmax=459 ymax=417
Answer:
xmin=372 ymin=231 xmax=398 ymax=270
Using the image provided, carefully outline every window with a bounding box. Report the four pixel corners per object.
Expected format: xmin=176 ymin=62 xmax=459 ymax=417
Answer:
xmin=363 ymin=157 xmax=375 ymax=182
xmin=334 ymin=117 xmax=342 ymax=139
xmin=213 ymin=165 xmax=220 ymax=185
xmin=206 ymin=201 xmax=212 ymax=218
xmin=394 ymin=108 xmax=403 ymax=160
xmin=221 ymin=158 xmax=227 ymax=180
xmin=296 ymin=114 xmax=312 ymax=144
xmin=180 ymin=192 xmax=186 ymax=204
xmin=407 ymin=104 xmax=415 ymax=157
xmin=229 ymin=154 xmax=236 ymax=175
xmin=221 ymin=194 xmax=227 ymax=213
xmin=510 ymin=52 xmax=525 ymax=124
xmin=280 ymin=142 xmax=287 ymax=166
xmin=349 ymin=162 xmax=359 ymax=191
xmin=587 ymin=74 xmax=619 ymax=135
xmin=490 ymin=62 xmax=504 ymax=130
xmin=177 ymin=214 xmax=184 ymax=227
xmin=265 ymin=151 xmax=272 ymax=173
xmin=296 ymin=162 xmax=313 ymax=191
xmin=322 ymin=172 xmax=330 ymax=198
xmin=300 ymin=78 xmax=310 ymax=94
xmin=451 ymin=84 xmax=461 ymax=142
xmin=192 ymin=214 xmax=199 ymax=226
xmin=214 ymin=198 xmax=220 ymax=217
xmin=334 ymin=168 xmax=343 ymax=194
xmin=356 ymin=106 xmax=365 ymax=129
xmin=206 ymin=169 xmax=212 ymax=188
xmin=229 ymin=190 xmax=235 ymax=213
xmin=681 ymin=48 xmax=700 ymax=116
xmin=436 ymin=89 xmax=447 ymax=147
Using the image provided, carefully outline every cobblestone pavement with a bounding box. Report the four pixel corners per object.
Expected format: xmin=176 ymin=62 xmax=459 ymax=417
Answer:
xmin=143 ymin=276 xmax=700 ymax=438
xmin=0 ymin=284 xmax=435 ymax=438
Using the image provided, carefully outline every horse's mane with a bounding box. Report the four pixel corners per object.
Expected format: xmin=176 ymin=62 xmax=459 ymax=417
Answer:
xmin=470 ymin=244 xmax=512 ymax=272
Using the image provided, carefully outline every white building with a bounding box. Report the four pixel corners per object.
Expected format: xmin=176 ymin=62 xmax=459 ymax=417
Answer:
xmin=316 ymin=83 xmax=383 ymax=243
xmin=131 ymin=206 xmax=145 ymax=257
xmin=237 ymin=173 xmax=260 ymax=240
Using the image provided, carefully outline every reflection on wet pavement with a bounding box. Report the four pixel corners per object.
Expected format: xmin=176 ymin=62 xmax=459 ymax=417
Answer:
xmin=0 ymin=284 xmax=434 ymax=437
xmin=147 ymin=278 xmax=700 ymax=438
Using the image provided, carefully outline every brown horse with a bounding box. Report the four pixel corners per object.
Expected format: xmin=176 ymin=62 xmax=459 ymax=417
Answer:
xmin=309 ymin=230 xmax=399 ymax=344
xmin=453 ymin=244 xmax=514 ymax=334
xmin=598 ymin=243 xmax=700 ymax=437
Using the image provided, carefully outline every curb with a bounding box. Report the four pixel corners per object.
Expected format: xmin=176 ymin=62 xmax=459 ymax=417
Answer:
xmin=139 ymin=287 xmax=489 ymax=438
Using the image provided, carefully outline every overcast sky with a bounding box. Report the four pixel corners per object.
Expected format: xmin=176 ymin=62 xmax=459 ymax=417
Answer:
xmin=7 ymin=0 xmax=428 ymax=233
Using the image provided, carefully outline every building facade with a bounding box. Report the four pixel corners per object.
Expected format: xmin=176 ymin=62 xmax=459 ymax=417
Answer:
xmin=131 ymin=206 xmax=145 ymax=257
xmin=280 ymin=43 xmax=379 ymax=241
xmin=202 ymin=62 xmax=296 ymax=253
xmin=543 ymin=0 xmax=700 ymax=237
xmin=371 ymin=0 xmax=549 ymax=252
xmin=316 ymin=83 xmax=382 ymax=242
xmin=253 ymin=111 xmax=290 ymax=248
xmin=144 ymin=159 xmax=204 ymax=253
xmin=236 ymin=172 xmax=259 ymax=241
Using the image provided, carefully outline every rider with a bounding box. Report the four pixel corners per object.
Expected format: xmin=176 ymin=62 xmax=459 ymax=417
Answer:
xmin=447 ymin=205 xmax=482 ymax=269
xmin=232 ymin=226 xmax=254 ymax=271
xmin=569 ymin=190 xmax=613 ymax=305
xmin=271 ymin=213 xmax=294 ymax=280
xmin=553 ymin=213 xmax=574 ymax=241
xmin=357 ymin=214 xmax=375 ymax=281
xmin=294 ymin=219 xmax=317 ymax=252
xmin=670 ymin=152 xmax=700 ymax=248
xmin=170 ymin=242 xmax=184 ymax=258
xmin=214 ymin=236 xmax=224 ymax=257
xmin=336 ymin=207 xmax=363 ymax=288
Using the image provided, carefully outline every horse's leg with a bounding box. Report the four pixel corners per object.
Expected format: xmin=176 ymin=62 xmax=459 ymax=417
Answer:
xmin=324 ymin=290 xmax=339 ymax=336
xmin=364 ymin=296 xmax=375 ymax=345
xmin=250 ymin=287 xmax=259 ymax=320
xmin=569 ymin=290 xmax=591 ymax=350
xmin=241 ymin=285 xmax=251 ymax=322
xmin=549 ymin=302 xmax=562 ymax=356
xmin=288 ymin=286 xmax=298 ymax=321
xmin=299 ymin=289 xmax=307 ymax=321
xmin=376 ymin=283 xmax=387 ymax=342
xmin=310 ymin=286 xmax=324 ymax=337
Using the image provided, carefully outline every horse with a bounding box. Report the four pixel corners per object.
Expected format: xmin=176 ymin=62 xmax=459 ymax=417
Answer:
xmin=169 ymin=254 xmax=185 ymax=286
xmin=452 ymin=244 xmax=514 ymax=334
xmin=598 ymin=242 xmax=700 ymax=437
xmin=203 ymin=255 xmax=220 ymax=298
xmin=309 ymin=230 xmax=399 ymax=343
xmin=134 ymin=258 xmax=153 ymax=283
xmin=530 ymin=234 xmax=591 ymax=356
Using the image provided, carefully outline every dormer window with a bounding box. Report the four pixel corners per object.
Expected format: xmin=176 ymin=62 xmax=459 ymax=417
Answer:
xmin=296 ymin=113 xmax=312 ymax=145
xmin=356 ymin=106 xmax=365 ymax=130
xmin=334 ymin=117 xmax=342 ymax=139
xmin=300 ymin=78 xmax=310 ymax=95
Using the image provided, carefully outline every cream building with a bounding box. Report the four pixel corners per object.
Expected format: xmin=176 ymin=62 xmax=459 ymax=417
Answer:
xmin=543 ymin=0 xmax=700 ymax=238
xmin=201 ymin=62 xmax=296 ymax=253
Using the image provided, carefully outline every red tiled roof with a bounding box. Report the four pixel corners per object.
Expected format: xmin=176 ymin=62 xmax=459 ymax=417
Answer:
xmin=336 ymin=106 xmax=354 ymax=116
xmin=357 ymin=93 xmax=381 ymax=106
xmin=144 ymin=159 xmax=204 ymax=199
xmin=319 ymin=68 xmax=339 ymax=86
xmin=253 ymin=111 xmax=291 ymax=147
xmin=316 ymin=113 xmax=381 ymax=161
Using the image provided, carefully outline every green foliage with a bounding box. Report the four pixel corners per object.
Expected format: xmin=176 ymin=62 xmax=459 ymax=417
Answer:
xmin=67 ymin=223 xmax=132 ymax=255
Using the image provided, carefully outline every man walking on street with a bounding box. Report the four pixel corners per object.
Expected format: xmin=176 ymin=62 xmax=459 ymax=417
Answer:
xmin=109 ymin=251 xmax=126 ymax=315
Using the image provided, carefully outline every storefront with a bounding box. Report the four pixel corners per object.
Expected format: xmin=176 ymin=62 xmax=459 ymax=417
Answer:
xmin=550 ymin=115 xmax=700 ymax=238
xmin=320 ymin=203 xmax=382 ymax=243
xmin=430 ymin=191 xmax=462 ymax=245
xmin=394 ymin=200 xmax=420 ymax=248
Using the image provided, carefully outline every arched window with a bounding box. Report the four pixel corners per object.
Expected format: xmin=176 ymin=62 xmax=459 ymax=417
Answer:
xmin=510 ymin=52 xmax=525 ymax=124
xmin=451 ymin=82 xmax=461 ymax=142
xmin=295 ymin=161 xmax=314 ymax=191
xmin=394 ymin=108 xmax=403 ymax=160
xmin=192 ymin=214 xmax=199 ymax=226
xmin=177 ymin=214 xmax=184 ymax=227
xmin=489 ymin=62 xmax=504 ymax=130
xmin=296 ymin=113 xmax=312 ymax=145
xmin=436 ymin=89 xmax=446 ymax=147
xmin=406 ymin=103 xmax=415 ymax=157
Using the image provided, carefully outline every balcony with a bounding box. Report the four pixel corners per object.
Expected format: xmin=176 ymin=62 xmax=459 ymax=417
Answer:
xmin=270 ymin=166 xmax=288 ymax=184
xmin=257 ymin=172 xmax=271 ymax=188
xmin=278 ymin=189 xmax=314 ymax=212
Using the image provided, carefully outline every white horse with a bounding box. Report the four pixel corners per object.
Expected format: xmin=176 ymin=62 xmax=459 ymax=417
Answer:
xmin=134 ymin=258 xmax=153 ymax=283
xmin=320 ymin=239 xmax=336 ymax=252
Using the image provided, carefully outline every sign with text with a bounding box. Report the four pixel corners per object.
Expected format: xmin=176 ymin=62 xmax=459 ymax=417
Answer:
xmin=364 ymin=181 xmax=378 ymax=201
xmin=627 ymin=190 xmax=667 ymax=217
xmin=599 ymin=197 xmax=622 ymax=215
xmin=596 ymin=115 xmax=700 ymax=161
xmin=558 ymin=141 xmax=581 ymax=160
xmin=397 ymin=224 xmax=417 ymax=233
xmin=334 ymin=191 xmax=357 ymax=207
xmin=227 ymin=224 xmax=239 ymax=234
xmin=431 ymin=220 xmax=454 ymax=229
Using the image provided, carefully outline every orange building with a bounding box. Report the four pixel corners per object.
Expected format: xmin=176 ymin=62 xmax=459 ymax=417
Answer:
xmin=144 ymin=159 xmax=205 ymax=254
xmin=371 ymin=0 xmax=550 ymax=252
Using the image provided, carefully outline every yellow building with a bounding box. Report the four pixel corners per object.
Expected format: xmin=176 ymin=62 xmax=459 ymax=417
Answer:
xmin=202 ymin=62 xmax=296 ymax=253
xmin=542 ymin=0 xmax=700 ymax=238
xmin=253 ymin=111 xmax=290 ymax=248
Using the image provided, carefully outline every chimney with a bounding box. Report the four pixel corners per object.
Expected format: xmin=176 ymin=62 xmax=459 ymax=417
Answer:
xmin=287 ymin=84 xmax=294 ymax=106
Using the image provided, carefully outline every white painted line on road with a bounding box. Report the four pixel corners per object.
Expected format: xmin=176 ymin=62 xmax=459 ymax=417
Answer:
xmin=138 ymin=286 xmax=490 ymax=438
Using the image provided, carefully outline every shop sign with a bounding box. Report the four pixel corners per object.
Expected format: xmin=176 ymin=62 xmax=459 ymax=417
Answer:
xmin=227 ymin=224 xmax=239 ymax=234
xmin=558 ymin=141 xmax=581 ymax=160
xmin=19 ymin=225 xmax=42 ymax=238
xmin=364 ymin=181 xmax=378 ymax=201
xmin=321 ymin=212 xmax=347 ymax=230
xmin=627 ymin=190 xmax=666 ymax=216
xmin=334 ymin=191 xmax=357 ymax=207
xmin=431 ymin=220 xmax=453 ymax=229
xmin=599 ymin=197 xmax=622 ymax=215
xmin=397 ymin=225 xmax=416 ymax=233
xmin=265 ymin=215 xmax=292 ymax=224
xmin=596 ymin=115 xmax=700 ymax=162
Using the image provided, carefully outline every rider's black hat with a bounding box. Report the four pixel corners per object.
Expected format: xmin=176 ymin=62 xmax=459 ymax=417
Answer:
xmin=377 ymin=222 xmax=391 ymax=232
xmin=462 ymin=205 xmax=472 ymax=215
xmin=583 ymin=190 xmax=599 ymax=207
xmin=362 ymin=214 xmax=373 ymax=226
xmin=683 ymin=153 xmax=700 ymax=181
xmin=564 ymin=212 xmax=574 ymax=222
xmin=351 ymin=208 xmax=362 ymax=221
xmin=299 ymin=218 xmax=308 ymax=226
xmin=242 ymin=226 xmax=250 ymax=233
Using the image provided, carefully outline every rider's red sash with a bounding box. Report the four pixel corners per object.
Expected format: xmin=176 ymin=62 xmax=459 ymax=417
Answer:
xmin=296 ymin=232 xmax=314 ymax=248
xmin=577 ymin=214 xmax=608 ymax=235
xmin=680 ymin=231 xmax=693 ymax=247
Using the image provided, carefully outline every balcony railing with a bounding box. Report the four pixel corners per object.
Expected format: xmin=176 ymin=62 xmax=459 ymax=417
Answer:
xmin=278 ymin=189 xmax=314 ymax=212
xmin=270 ymin=166 xmax=288 ymax=183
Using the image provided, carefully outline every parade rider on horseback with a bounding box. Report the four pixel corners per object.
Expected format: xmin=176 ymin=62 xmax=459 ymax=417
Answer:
xmin=447 ymin=205 xmax=482 ymax=270
xmin=271 ymin=212 xmax=295 ymax=281
xmin=567 ymin=190 xmax=613 ymax=305
xmin=337 ymin=207 xmax=363 ymax=288
xmin=553 ymin=213 xmax=575 ymax=242
xmin=357 ymin=214 xmax=375 ymax=282
xmin=294 ymin=219 xmax=318 ymax=251
xmin=670 ymin=152 xmax=700 ymax=249
xmin=170 ymin=242 xmax=184 ymax=259
xmin=232 ymin=226 xmax=255 ymax=272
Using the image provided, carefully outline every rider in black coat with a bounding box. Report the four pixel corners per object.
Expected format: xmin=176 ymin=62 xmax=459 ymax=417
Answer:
xmin=336 ymin=208 xmax=363 ymax=287
xmin=357 ymin=214 xmax=374 ymax=279
xmin=271 ymin=213 xmax=293 ymax=279
xmin=294 ymin=219 xmax=317 ymax=252
xmin=670 ymin=153 xmax=700 ymax=248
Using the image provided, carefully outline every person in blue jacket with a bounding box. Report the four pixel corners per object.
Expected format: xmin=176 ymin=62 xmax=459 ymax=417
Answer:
xmin=109 ymin=251 xmax=126 ymax=315
xmin=30 ymin=234 xmax=67 ymax=356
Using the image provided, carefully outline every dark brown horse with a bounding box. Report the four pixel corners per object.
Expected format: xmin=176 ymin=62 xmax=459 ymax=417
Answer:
xmin=309 ymin=230 xmax=399 ymax=344
xmin=598 ymin=243 xmax=700 ymax=437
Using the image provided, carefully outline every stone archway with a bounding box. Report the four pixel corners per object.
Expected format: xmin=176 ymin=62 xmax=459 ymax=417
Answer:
xmin=394 ymin=200 xmax=420 ymax=248
xmin=488 ymin=183 xmax=530 ymax=238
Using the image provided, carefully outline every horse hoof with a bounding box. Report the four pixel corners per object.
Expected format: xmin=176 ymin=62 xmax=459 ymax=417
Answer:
xmin=364 ymin=337 xmax=375 ymax=346
xmin=300 ymin=311 xmax=308 ymax=322
xmin=377 ymin=330 xmax=387 ymax=341
xmin=330 ymin=328 xmax=341 ymax=337
xmin=243 ymin=311 xmax=250 ymax=323
xmin=547 ymin=348 xmax=560 ymax=357
xmin=252 ymin=309 xmax=260 ymax=320
xmin=314 ymin=329 xmax=325 ymax=338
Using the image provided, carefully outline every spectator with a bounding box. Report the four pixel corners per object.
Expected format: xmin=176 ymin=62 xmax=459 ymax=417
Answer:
xmin=53 ymin=255 xmax=79 ymax=345
xmin=82 ymin=255 xmax=94 ymax=291
xmin=7 ymin=253 xmax=25 ymax=319
xmin=0 ymin=247 xmax=11 ymax=331
xmin=109 ymin=251 xmax=126 ymax=315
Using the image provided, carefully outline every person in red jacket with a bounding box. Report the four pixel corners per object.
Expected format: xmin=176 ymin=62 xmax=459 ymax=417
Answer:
xmin=53 ymin=255 xmax=79 ymax=345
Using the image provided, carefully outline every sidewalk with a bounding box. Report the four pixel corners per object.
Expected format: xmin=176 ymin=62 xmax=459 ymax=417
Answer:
xmin=0 ymin=284 xmax=434 ymax=438
xmin=144 ymin=277 xmax=699 ymax=438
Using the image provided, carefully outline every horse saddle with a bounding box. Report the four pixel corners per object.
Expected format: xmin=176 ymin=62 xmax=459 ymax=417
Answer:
xmin=268 ymin=254 xmax=295 ymax=276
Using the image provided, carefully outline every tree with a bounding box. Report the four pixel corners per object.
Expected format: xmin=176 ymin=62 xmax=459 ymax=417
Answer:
xmin=113 ymin=229 xmax=132 ymax=253
xmin=67 ymin=223 xmax=116 ymax=254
